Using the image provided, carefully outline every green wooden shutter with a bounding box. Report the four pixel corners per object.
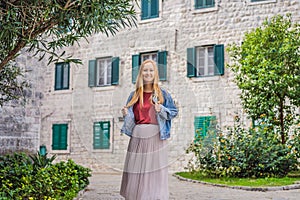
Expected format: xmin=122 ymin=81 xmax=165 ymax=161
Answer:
xmin=88 ymin=60 xmax=96 ymax=87
xmin=62 ymin=63 xmax=70 ymax=89
xmin=195 ymin=0 xmax=203 ymax=8
xmin=151 ymin=0 xmax=159 ymax=18
xmin=214 ymin=44 xmax=224 ymax=75
xmin=132 ymin=54 xmax=140 ymax=83
xmin=101 ymin=122 xmax=110 ymax=149
xmin=93 ymin=121 xmax=110 ymax=149
xmin=59 ymin=124 xmax=68 ymax=150
xmin=55 ymin=63 xmax=62 ymax=90
xmin=194 ymin=117 xmax=206 ymax=142
xmin=52 ymin=124 xmax=60 ymax=150
xmin=158 ymin=51 xmax=167 ymax=81
xmin=141 ymin=0 xmax=149 ymax=20
xmin=187 ymin=48 xmax=196 ymax=77
xmin=194 ymin=116 xmax=216 ymax=143
xmin=93 ymin=122 xmax=102 ymax=149
xmin=111 ymin=57 xmax=119 ymax=85
xmin=195 ymin=0 xmax=214 ymax=9
xmin=52 ymin=124 xmax=68 ymax=150
xmin=207 ymin=0 xmax=214 ymax=7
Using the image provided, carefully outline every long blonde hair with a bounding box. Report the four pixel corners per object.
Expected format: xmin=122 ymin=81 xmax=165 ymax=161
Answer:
xmin=126 ymin=59 xmax=164 ymax=107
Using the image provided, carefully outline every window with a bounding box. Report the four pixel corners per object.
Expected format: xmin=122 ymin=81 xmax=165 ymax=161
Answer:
xmin=52 ymin=124 xmax=68 ymax=150
xmin=187 ymin=44 xmax=224 ymax=77
xmin=132 ymin=51 xmax=167 ymax=83
xmin=55 ymin=62 xmax=70 ymax=90
xmin=195 ymin=0 xmax=215 ymax=9
xmin=93 ymin=121 xmax=110 ymax=149
xmin=88 ymin=57 xmax=119 ymax=87
xmin=141 ymin=0 xmax=159 ymax=20
xmin=194 ymin=116 xmax=217 ymax=144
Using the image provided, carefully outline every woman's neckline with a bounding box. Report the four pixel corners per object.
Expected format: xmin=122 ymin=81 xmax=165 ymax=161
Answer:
xmin=143 ymin=90 xmax=153 ymax=93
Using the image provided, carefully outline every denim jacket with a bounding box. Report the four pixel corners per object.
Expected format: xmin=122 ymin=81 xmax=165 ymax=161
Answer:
xmin=121 ymin=88 xmax=178 ymax=140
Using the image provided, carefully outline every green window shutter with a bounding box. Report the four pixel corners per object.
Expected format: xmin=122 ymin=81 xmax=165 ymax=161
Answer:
xmin=151 ymin=0 xmax=159 ymax=18
xmin=195 ymin=0 xmax=203 ymax=8
xmin=62 ymin=63 xmax=70 ymax=89
xmin=55 ymin=63 xmax=62 ymax=90
xmin=195 ymin=0 xmax=215 ymax=9
xmin=101 ymin=122 xmax=110 ymax=149
xmin=55 ymin=62 xmax=70 ymax=90
xmin=59 ymin=124 xmax=68 ymax=150
xmin=207 ymin=0 xmax=215 ymax=7
xmin=93 ymin=122 xmax=102 ymax=149
xmin=132 ymin=54 xmax=140 ymax=84
xmin=88 ymin=60 xmax=96 ymax=87
xmin=157 ymin=51 xmax=167 ymax=81
xmin=194 ymin=117 xmax=206 ymax=142
xmin=214 ymin=44 xmax=224 ymax=75
xmin=52 ymin=124 xmax=60 ymax=150
xmin=111 ymin=57 xmax=119 ymax=85
xmin=141 ymin=0 xmax=159 ymax=20
xmin=187 ymin=48 xmax=196 ymax=77
xmin=93 ymin=121 xmax=110 ymax=149
xmin=52 ymin=124 xmax=68 ymax=150
xmin=141 ymin=0 xmax=149 ymax=20
xmin=194 ymin=116 xmax=216 ymax=143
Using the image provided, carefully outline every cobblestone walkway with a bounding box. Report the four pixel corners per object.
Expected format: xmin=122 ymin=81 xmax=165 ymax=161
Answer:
xmin=77 ymin=173 xmax=300 ymax=200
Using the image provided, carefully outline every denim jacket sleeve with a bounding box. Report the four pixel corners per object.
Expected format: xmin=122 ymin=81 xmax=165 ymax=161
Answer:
xmin=158 ymin=89 xmax=178 ymax=120
xmin=120 ymin=92 xmax=135 ymax=137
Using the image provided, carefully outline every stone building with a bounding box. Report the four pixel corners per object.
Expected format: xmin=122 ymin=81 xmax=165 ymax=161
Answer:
xmin=1 ymin=0 xmax=299 ymax=173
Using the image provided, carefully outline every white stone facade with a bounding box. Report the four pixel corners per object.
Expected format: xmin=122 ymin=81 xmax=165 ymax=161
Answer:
xmin=4 ymin=0 xmax=299 ymax=173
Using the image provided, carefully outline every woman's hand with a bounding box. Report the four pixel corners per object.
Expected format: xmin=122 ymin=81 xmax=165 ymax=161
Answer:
xmin=154 ymin=103 xmax=161 ymax=113
xmin=121 ymin=107 xmax=128 ymax=116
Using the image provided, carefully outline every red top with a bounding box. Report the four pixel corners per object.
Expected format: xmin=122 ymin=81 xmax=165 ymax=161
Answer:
xmin=133 ymin=92 xmax=158 ymax=124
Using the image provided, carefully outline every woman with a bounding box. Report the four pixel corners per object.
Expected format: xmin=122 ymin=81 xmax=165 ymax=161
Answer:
xmin=120 ymin=59 xmax=178 ymax=200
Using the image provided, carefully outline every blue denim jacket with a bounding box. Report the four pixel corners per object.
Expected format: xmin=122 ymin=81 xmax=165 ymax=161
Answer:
xmin=121 ymin=88 xmax=178 ymax=140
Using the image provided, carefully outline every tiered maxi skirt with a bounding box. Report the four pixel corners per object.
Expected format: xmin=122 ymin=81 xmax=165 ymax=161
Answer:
xmin=120 ymin=124 xmax=169 ymax=200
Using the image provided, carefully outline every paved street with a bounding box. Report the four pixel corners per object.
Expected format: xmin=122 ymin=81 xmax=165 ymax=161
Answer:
xmin=77 ymin=173 xmax=300 ymax=200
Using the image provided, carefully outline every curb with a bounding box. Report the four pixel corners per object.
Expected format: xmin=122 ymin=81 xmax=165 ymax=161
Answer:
xmin=172 ymin=173 xmax=300 ymax=192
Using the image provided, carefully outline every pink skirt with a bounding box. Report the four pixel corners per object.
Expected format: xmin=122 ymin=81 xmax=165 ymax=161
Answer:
xmin=120 ymin=124 xmax=169 ymax=200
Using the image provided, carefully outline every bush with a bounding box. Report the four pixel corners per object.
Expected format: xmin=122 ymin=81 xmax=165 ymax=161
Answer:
xmin=0 ymin=152 xmax=91 ymax=199
xmin=186 ymin=119 xmax=300 ymax=178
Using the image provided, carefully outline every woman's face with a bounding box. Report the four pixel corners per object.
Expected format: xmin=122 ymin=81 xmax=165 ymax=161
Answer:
xmin=142 ymin=62 xmax=155 ymax=84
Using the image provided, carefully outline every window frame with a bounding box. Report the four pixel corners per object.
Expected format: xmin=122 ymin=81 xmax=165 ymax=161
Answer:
xmin=92 ymin=119 xmax=113 ymax=152
xmin=196 ymin=45 xmax=215 ymax=76
xmin=96 ymin=57 xmax=112 ymax=87
xmin=194 ymin=0 xmax=215 ymax=9
xmin=141 ymin=0 xmax=159 ymax=20
xmin=51 ymin=122 xmax=70 ymax=154
xmin=88 ymin=57 xmax=119 ymax=88
xmin=192 ymin=0 xmax=218 ymax=14
xmin=187 ymin=44 xmax=224 ymax=78
xmin=54 ymin=62 xmax=70 ymax=91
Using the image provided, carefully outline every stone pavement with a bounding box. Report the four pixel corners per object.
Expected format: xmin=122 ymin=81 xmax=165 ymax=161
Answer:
xmin=77 ymin=173 xmax=300 ymax=200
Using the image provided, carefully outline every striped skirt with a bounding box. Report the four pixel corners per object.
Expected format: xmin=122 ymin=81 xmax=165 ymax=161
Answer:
xmin=120 ymin=124 xmax=169 ymax=200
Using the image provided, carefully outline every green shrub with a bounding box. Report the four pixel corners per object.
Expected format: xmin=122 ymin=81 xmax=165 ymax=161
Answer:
xmin=186 ymin=119 xmax=300 ymax=178
xmin=0 ymin=152 xmax=91 ymax=199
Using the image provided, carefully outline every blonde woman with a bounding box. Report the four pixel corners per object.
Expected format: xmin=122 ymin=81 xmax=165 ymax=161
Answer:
xmin=120 ymin=60 xmax=178 ymax=200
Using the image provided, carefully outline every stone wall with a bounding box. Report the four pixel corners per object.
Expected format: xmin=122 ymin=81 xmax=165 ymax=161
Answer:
xmin=1 ymin=0 xmax=299 ymax=172
xmin=0 ymin=52 xmax=44 ymax=154
xmin=39 ymin=0 xmax=300 ymax=172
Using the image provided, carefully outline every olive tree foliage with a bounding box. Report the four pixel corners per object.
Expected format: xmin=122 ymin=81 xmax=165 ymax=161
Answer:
xmin=0 ymin=0 xmax=137 ymax=106
xmin=227 ymin=14 xmax=300 ymax=144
